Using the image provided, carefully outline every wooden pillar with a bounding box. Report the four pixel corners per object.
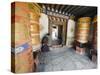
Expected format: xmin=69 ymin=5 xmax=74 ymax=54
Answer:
xmin=66 ymin=16 xmax=75 ymax=47
xmin=91 ymin=16 xmax=97 ymax=62
xmin=62 ymin=19 xmax=67 ymax=45
xmin=92 ymin=16 xmax=97 ymax=50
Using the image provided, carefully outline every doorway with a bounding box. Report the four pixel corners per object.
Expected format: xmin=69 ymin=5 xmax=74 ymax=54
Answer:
xmin=51 ymin=24 xmax=63 ymax=46
xmin=48 ymin=16 xmax=67 ymax=47
xmin=58 ymin=25 xmax=63 ymax=45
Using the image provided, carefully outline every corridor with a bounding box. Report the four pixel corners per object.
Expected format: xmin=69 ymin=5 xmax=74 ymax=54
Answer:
xmin=11 ymin=2 xmax=97 ymax=73
xmin=37 ymin=47 xmax=97 ymax=72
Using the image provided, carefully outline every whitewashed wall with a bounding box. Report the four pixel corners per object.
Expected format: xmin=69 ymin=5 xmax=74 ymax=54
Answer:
xmin=39 ymin=13 xmax=48 ymax=40
xmin=66 ymin=19 xmax=75 ymax=47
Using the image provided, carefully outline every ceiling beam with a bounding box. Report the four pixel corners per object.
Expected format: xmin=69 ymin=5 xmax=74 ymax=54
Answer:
xmin=79 ymin=8 xmax=97 ymax=17
xmin=58 ymin=5 xmax=65 ymax=12
xmin=70 ymin=6 xmax=82 ymax=14
xmin=64 ymin=5 xmax=72 ymax=13
xmin=77 ymin=7 xmax=94 ymax=16
xmin=67 ymin=6 xmax=78 ymax=14
xmin=55 ymin=4 xmax=60 ymax=10
xmin=73 ymin=7 xmax=88 ymax=16
xmin=50 ymin=4 xmax=55 ymax=11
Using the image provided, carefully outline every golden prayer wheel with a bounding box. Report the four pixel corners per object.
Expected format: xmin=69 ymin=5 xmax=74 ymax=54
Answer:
xmin=76 ymin=17 xmax=91 ymax=43
xmin=11 ymin=2 xmax=34 ymax=73
xmin=28 ymin=4 xmax=41 ymax=72
xmin=29 ymin=12 xmax=41 ymax=47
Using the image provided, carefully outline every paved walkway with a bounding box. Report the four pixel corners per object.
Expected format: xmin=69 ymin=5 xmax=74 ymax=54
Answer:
xmin=37 ymin=46 xmax=97 ymax=72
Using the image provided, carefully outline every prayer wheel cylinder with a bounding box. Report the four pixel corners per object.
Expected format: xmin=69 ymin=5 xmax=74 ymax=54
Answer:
xmin=11 ymin=2 xmax=34 ymax=73
xmin=76 ymin=17 xmax=91 ymax=43
xmin=28 ymin=3 xmax=41 ymax=72
xmin=29 ymin=12 xmax=41 ymax=51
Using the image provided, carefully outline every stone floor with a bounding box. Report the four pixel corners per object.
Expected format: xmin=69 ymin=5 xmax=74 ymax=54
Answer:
xmin=37 ymin=46 xmax=97 ymax=72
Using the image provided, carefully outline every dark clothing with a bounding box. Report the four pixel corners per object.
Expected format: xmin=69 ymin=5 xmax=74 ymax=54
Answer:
xmin=41 ymin=35 xmax=50 ymax=52
xmin=41 ymin=44 xmax=49 ymax=52
xmin=41 ymin=36 xmax=48 ymax=45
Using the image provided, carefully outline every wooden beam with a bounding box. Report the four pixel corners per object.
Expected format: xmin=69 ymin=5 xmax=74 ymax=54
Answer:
xmin=70 ymin=6 xmax=82 ymax=14
xmin=67 ymin=6 xmax=78 ymax=14
xmin=76 ymin=7 xmax=91 ymax=16
xmin=59 ymin=5 xmax=65 ymax=13
xmin=79 ymin=8 xmax=97 ymax=17
xmin=73 ymin=6 xmax=87 ymax=16
xmin=51 ymin=4 xmax=55 ymax=10
xmin=64 ymin=5 xmax=72 ymax=12
xmin=55 ymin=4 xmax=60 ymax=12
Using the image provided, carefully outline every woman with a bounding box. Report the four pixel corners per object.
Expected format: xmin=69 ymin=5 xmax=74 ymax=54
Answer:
xmin=41 ymin=33 xmax=50 ymax=52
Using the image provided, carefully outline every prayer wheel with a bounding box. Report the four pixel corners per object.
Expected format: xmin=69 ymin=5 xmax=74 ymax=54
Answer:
xmin=11 ymin=2 xmax=34 ymax=73
xmin=29 ymin=10 xmax=41 ymax=51
xmin=28 ymin=3 xmax=41 ymax=72
xmin=76 ymin=17 xmax=91 ymax=43
xmin=75 ymin=17 xmax=91 ymax=55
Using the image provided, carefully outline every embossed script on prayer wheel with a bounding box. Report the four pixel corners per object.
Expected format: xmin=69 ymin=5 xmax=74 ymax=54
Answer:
xmin=76 ymin=17 xmax=91 ymax=43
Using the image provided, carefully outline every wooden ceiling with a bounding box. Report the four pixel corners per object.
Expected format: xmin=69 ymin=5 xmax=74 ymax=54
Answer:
xmin=38 ymin=3 xmax=97 ymax=18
